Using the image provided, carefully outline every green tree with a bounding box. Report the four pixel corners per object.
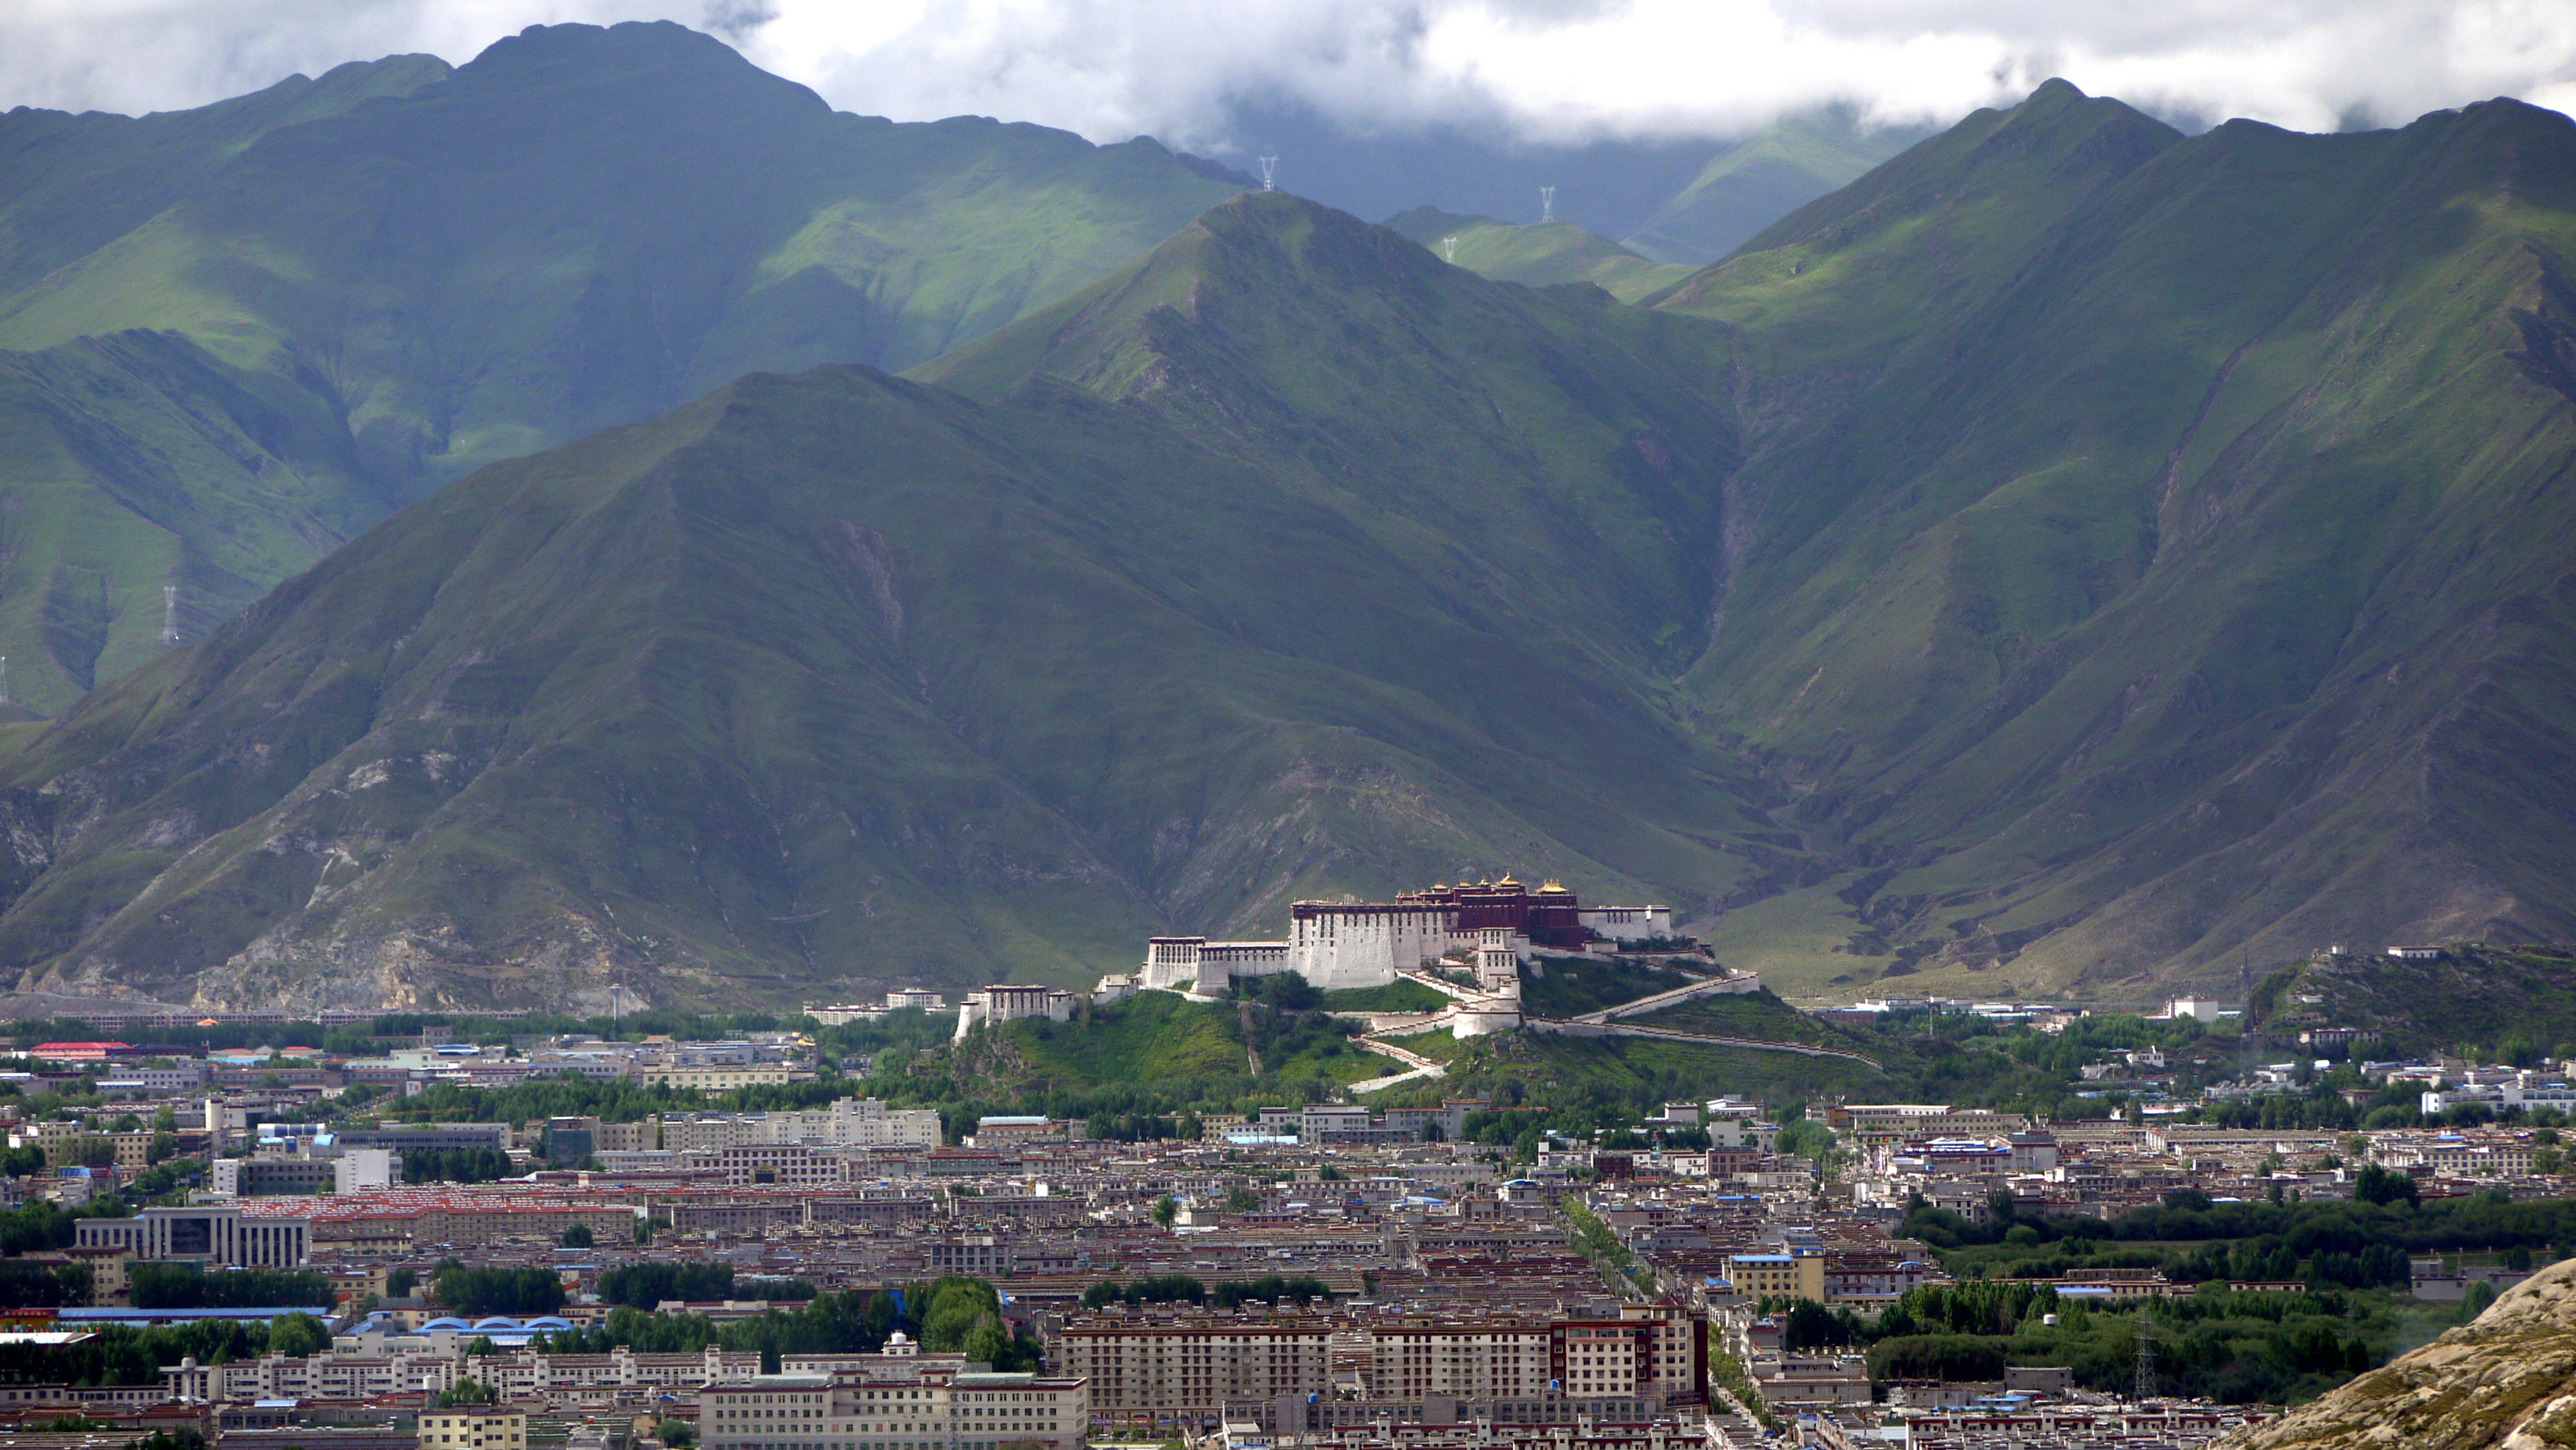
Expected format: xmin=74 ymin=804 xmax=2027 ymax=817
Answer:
xmin=562 ymin=1224 xmax=594 ymax=1248
xmin=2356 ymin=1165 xmax=2420 ymax=1207
xmin=434 ymin=1266 xmax=565 ymax=1317
xmin=1151 ymin=1195 xmax=1179 ymax=1228
xmin=435 ymin=1378 xmax=497 ymax=1408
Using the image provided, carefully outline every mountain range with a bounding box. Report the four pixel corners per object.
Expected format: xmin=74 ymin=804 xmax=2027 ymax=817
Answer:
xmin=0 ymin=31 xmax=2567 ymax=1012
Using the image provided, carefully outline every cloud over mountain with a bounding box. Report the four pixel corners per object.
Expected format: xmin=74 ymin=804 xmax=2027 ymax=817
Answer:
xmin=6 ymin=0 xmax=2571 ymax=148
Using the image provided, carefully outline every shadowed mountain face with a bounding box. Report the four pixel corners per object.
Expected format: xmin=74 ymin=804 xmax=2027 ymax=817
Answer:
xmin=0 ymin=77 xmax=2570 ymax=1012
xmin=0 ymin=195 xmax=1770 ymax=1012
xmin=0 ymin=21 xmax=1246 ymax=713
xmin=1658 ymin=80 xmax=2576 ymax=997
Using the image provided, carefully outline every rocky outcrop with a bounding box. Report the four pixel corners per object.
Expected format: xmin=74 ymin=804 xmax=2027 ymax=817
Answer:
xmin=2222 ymin=1258 xmax=2576 ymax=1449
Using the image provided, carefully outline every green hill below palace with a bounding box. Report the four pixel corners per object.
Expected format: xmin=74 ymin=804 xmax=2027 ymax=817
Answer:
xmin=0 ymin=21 xmax=1244 ymax=713
xmin=913 ymin=968 xmax=1889 ymax=1116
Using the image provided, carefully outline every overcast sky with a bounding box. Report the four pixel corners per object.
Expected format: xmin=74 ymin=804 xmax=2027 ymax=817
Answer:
xmin=6 ymin=0 xmax=2573 ymax=150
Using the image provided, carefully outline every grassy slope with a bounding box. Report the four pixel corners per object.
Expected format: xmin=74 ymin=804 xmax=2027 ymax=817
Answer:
xmin=1622 ymin=112 xmax=1927 ymax=265
xmin=0 ymin=196 xmax=1780 ymax=1011
xmin=1451 ymin=1013 xmax=1886 ymax=1104
xmin=1631 ymin=989 xmax=1881 ymax=1052
xmin=1379 ymin=209 xmax=1696 ymax=303
xmin=981 ymin=992 xmax=1387 ymax=1089
xmin=0 ymin=23 xmax=1241 ymax=715
xmin=1318 ymin=980 xmax=1453 ymax=1013
xmin=1518 ymin=957 xmax=1692 ymax=1018
xmin=1656 ymin=82 xmax=2576 ymax=999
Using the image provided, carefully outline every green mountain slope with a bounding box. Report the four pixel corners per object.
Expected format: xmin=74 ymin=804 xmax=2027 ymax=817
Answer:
xmin=0 ymin=22 xmax=1244 ymax=714
xmin=1656 ymin=81 xmax=2576 ymax=999
xmin=1622 ymin=111 xmax=1926 ymax=265
xmin=0 ymin=193 xmax=1771 ymax=1012
xmin=1380 ymin=209 xmax=1695 ymax=303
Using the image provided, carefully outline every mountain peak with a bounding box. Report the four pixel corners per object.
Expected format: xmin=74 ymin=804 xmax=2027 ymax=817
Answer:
xmin=911 ymin=191 xmax=1461 ymax=404
xmin=2022 ymin=76 xmax=2090 ymax=108
xmin=460 ymin=19 xmax=820 ymax=108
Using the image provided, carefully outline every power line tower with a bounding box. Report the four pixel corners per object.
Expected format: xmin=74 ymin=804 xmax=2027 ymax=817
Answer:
xmin=0 ymin=656 xmax=10 ymax=708
xmin=160 ymin=585 xmax=180 ymax=647
xmin=1258 ymin=156 xmax=1278 ymax=191
xmin=1539 ymin=185 xmax=1556 ymax=223
xmin=1442 ymin=235 xmax=1459 ymax=263
xmin=2134 ymin=1321 xmax=2155 ymax=1402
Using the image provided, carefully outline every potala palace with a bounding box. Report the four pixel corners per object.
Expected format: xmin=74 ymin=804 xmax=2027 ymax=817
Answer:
xmin=950 ymin=876 xmax=1736 ymax=1042
xmin=1124 ymin=876 xmax=1672 ymax=996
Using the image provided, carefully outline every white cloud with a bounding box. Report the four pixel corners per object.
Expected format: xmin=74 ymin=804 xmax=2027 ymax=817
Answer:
xmin=1 ymin=0 xmax=2570 ymax=146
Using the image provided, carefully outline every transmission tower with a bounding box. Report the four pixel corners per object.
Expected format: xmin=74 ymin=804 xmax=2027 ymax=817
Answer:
xmin=1539 ymin=185 xmax=1555 ymax=223
xmin=0 ymin=656 xmax=10 ymax=708
xmin=1442 ymin=235 xmax=1459 ymax=263
xmin=160 ymin=585 xmax=180 ymax=647
xmin=2134 ymin=1321 xmax=2155 ymax=1402
xmin=1258 ymin=156 xmax=1278 ymax=191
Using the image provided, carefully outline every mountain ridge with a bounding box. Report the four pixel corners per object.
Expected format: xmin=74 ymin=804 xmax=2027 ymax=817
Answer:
xmin=0 ymin=20 xmax=1249 ymax=715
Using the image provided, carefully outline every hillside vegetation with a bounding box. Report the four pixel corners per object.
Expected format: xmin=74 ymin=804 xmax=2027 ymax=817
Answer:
xmin=2251 ymin=946 xmax=2576 ymax=1060
xmin=951 ymin=992 xmax=1387 ymax=1097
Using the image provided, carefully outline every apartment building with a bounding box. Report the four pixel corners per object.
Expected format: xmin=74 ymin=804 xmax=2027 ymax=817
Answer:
xmin=418 ymin=1408 xmax=526 ymax=1450
xmin=1055 ymin=1317 xmax=1334 ymax=1415
xmin=1057 ymin=1310 xmax=1703 ymax=1417
xmin=636 ymin=1062 xmax=796 ymax=1093
xmin=697 ymin=1370 xmax=1086 ymax=1450
xmin=721 ymin=1145 xmax=851 ymax=1189
xmin=1724 ymin=1254 xmax=1824 ymax=1301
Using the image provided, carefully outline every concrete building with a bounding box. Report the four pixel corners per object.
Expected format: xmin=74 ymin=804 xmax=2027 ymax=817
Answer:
xmin=698 ymin=1370 xmax=1086 ymax=1450
xmin=74 ymin=1205 xmax=310 ymax=1266
xmin=418 ymin=1407 xmax=526 ymax=1450
xmin=954 ymin=985 xmax=1077 ymax=1042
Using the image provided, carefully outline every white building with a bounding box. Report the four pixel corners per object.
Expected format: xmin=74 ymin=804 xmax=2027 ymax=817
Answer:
xmin=334 ymin=1147 xmax=399 ymax=1194
xmin=755 ymin=1097 xmax=943 ymax=1149
xmin=954 ymin=984 xmax=1078 ymax=1042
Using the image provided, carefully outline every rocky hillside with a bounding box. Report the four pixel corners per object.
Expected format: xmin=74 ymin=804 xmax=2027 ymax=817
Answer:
xmin=2221 ymin=1256 xmax=2576 ymax=1448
